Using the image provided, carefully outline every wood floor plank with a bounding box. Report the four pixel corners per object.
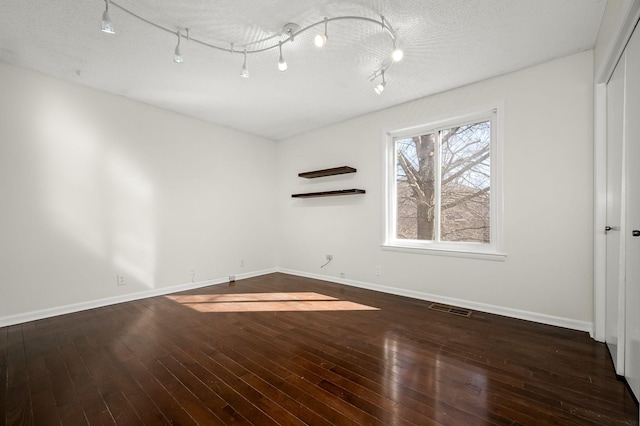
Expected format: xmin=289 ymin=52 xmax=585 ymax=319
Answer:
xmin=69 ymin=335 xmax=120 ymax=425
xmin=157 ymin=353 xmax=251 ymax=425
xmin=119 ymin=357 xmax=197 ymax=425
xmin=5 ymin=326 xmax=33 ymax=425
xmin=1 ymin=273 xmax=638 ymax=425
xmin=144 ymin=356 xmax=226 ymax=425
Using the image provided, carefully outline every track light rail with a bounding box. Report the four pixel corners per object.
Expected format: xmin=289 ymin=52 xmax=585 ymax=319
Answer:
xmin=102 ymin=0 xmax=402 ymax=91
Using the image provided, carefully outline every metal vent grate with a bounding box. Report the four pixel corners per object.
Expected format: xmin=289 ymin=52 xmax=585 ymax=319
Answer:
xmin=428 ymin=303 xmax=472 ymax=317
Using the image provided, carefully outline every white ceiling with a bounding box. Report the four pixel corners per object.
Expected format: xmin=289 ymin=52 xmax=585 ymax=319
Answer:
xmin=0 ymin=0 xmax=606 ymax=141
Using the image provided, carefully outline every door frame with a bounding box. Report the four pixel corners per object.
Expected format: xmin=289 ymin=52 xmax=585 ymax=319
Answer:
xmin=594 ymin=0 xmax=640 ymax=342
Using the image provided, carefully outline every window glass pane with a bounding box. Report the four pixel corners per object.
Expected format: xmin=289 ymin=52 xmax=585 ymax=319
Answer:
xmin=395 ymin=134 xmax=436 ymax=240
xmin=440 ymin=121 xmax=491 ymax=243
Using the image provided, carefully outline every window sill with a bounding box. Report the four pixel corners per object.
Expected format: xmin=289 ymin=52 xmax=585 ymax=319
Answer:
xmin=381 ymin=243 xmax=507 ymax=261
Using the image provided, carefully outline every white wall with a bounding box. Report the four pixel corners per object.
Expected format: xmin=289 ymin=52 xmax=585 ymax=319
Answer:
xmin=277 ymin=51 xmax=594 ymax=329
xmin=0 ymin=62 xmax=278 ymax=321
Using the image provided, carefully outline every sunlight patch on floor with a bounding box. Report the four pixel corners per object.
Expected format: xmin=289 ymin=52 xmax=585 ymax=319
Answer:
xmin=165 ymin=292 xmax=380 ymax=312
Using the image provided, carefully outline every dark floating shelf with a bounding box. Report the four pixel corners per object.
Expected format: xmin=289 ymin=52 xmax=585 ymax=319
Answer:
xmin=294 ymin=166 xmax=364 ymax=198
xmin=291 ymin=189 xmax=366 ymax=198
xmin=298 ymin=166 xmax=356 ymax=179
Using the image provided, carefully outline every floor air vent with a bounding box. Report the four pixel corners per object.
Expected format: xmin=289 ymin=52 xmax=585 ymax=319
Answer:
xmin=428 ymin=303 xmax=472 ymax=317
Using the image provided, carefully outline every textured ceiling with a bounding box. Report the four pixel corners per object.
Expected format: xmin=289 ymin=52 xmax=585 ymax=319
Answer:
xmin=0 ymin=0 xmax=606 ymax=140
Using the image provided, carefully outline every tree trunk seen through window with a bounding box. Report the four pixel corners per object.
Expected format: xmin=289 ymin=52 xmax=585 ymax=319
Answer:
xmin=395 ymin=121 xmax=491 ymax=243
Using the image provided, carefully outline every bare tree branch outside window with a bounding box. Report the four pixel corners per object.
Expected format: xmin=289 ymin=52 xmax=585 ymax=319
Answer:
xmin=395 ymin=121 xmax=491 ymax=243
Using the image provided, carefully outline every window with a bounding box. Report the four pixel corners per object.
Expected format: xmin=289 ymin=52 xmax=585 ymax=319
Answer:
xmin=383 ymin=108 xmax=504 ymax=259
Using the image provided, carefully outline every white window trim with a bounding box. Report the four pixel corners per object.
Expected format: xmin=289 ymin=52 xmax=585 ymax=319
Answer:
xmin=381 ymin=104 xmax=506 ymax=261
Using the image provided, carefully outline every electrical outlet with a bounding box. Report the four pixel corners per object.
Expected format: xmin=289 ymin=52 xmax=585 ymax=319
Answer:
xmin=326 ymin=254 xmax=333 ymax=261
xmin=340 ymin=272 xmax=345 ymax=278
xmin=117 ymin=275 xmax=126 ymax=286
xmin=190 ymin=266 xmax=195 ymax=282
xmin=375 ymin=265 xmax=381 ymax=276
xmin=240 ymin=259 xmax=245 ymax=267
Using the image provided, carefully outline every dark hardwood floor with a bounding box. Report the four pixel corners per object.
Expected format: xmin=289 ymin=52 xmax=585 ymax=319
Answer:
xmin=1 ymin=273 xmax=638 ymax=425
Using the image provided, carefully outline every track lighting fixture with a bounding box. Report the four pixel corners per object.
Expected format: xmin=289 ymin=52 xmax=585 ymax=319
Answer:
xmin=101 ymin=0 xmax=114 ymax=34
xmin=278 ymin=42 xmax=288 ymax=71
xmin=374 ymin=70 xmax=386 ymax=94
xmin=240 ymin=49 xmax=249 ymax=78
xmin=314 ymin=17 xmax=328 ymax=47
xmin=98 ymin=3 xmax=404 ymax=91
xmin=173 ymin=32 xmax=183 ymax=63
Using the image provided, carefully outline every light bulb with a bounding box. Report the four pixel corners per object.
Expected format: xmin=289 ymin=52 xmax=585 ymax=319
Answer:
xmin=101 ymin=12 xmax=114 ymax=34
xmin=174 ymin=46 xmax=183 ymax=63
xmin=240 ymin=52 xmax=249 ymax=78
xmin=278 ymin=58 xmax=288 ymax=71
xmin=278 ymin=42 xmax=287 ymax=71
xmin=314 ymin=34 xmax=327 ymax=47
xmin=392 ymin=48 xmax=404 ymax=62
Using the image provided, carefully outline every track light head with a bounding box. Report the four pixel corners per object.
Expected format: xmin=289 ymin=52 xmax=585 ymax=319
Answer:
xmin=101 ymin=0 xmax=114 ymax=34
xmin=240 ymin=50 xmax=249 ymax=78
xmin=174 ymin=46 xmax=183 ymax=63
xmin=374 ymin=70 xmax=386 ymax=94
xmin=278 ymin=42 xmax=288 ymax=71
xmin=173 ymin=32 xmax=183 ymax=63
xmin=315 ymin=17 xmax=328 ymax=47
xmin=314 ymin=33 xmax=327 ymax=47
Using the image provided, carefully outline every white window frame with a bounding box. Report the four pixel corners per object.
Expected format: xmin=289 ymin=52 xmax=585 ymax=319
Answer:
xmin=382 ymin=105 xmax=506 ymax=261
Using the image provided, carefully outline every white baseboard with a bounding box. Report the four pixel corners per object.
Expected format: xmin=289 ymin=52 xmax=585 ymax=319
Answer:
xmin=234 ymin=268 xmax=278 ymax=282
xmin=0 ymin=268 xmax=278 ymax=328
xmin=278 ymin=268 xmax=594 ymax=335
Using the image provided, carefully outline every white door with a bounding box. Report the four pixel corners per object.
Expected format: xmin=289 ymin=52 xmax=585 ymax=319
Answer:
xmin=624 ymin=26 xmax=640 ymax=399
xmin=606 ymin=52 xmax=626 ymax=375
